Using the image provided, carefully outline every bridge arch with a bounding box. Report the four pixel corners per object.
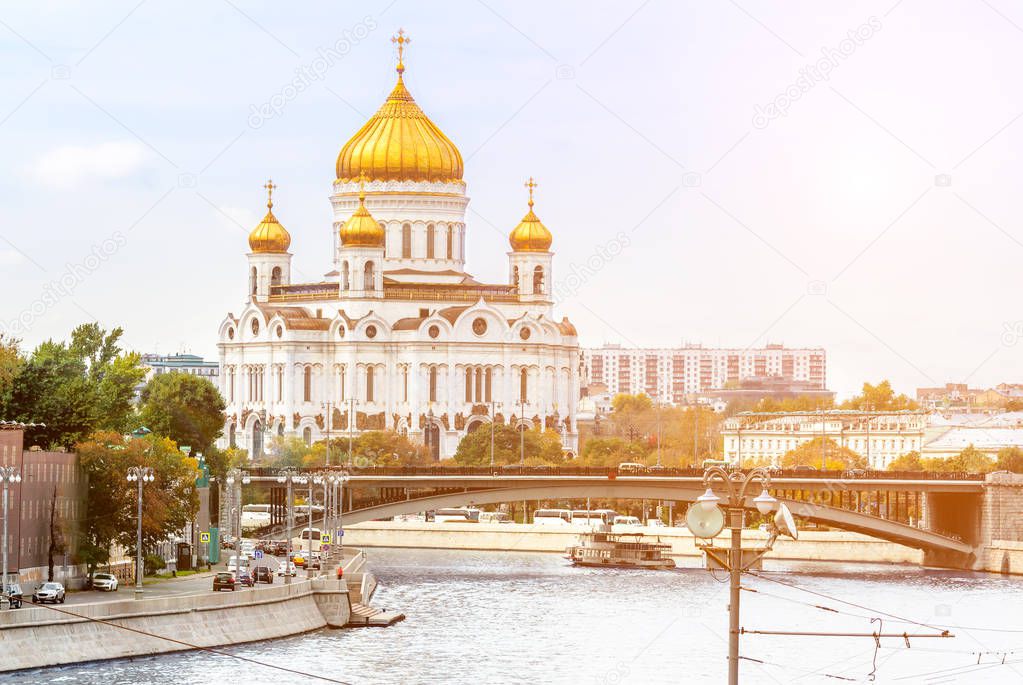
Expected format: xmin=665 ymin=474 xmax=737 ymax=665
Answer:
xmin=343 ymin=484 xmax=974 ymax=558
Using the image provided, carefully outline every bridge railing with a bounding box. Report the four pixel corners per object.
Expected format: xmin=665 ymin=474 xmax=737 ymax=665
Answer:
xmin=239 ymin=465 xmax=987 ymax=481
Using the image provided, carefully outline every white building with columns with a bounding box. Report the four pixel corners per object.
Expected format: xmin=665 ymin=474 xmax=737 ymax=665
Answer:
xmin=216 ymin=34 xmax=580 ymax=460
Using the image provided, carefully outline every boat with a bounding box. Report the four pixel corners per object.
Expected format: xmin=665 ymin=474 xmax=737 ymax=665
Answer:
xmin=565 ymin=529 xmax=676 ymax=569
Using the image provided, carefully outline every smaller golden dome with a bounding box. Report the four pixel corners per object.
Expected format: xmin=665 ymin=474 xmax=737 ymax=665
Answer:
xmin=340 ymin=173 xmax=385 ymax=248
xmin=509 ymin=177 xmax=552 ymax=252
xmin=248 ymin=179 xmax=291 ymax=253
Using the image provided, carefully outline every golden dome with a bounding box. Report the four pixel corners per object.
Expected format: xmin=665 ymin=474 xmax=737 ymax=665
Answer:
xmin=248 ymin=179 xmax=291 ymax=253
xmin=340 ymin=175 xmax=385 ymax=247
xmin=335 ymin=32 xmax=463 ymax=184
xmin=509 ymin=177 xmax=553 ymax=252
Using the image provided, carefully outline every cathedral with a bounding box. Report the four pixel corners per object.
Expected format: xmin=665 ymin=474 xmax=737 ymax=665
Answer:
xmin=217 ymin=32 xmax=580 ymax=460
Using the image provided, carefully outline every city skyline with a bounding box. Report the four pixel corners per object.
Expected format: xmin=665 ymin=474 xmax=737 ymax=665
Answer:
xmin=2 ymin=2 xmax=1022 ymax=399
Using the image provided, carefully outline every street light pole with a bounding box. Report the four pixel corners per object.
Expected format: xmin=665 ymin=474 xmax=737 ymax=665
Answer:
xmin=225 ymin=468 xmax=250 ymax=576
xmin=126 ymin=466 xmax=155 ymax=600
xmin=275 ymin=468 xmax=298 ymax=584
xmin=518 ymin=399 xmax=526 ymax=465
xmin=1 ymin=466 xmax=22 ymax=601
xmin=697 ymin=466 xmax=778 ymax=685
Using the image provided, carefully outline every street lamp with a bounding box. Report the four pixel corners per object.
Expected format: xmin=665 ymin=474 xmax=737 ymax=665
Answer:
xmin=1 ymin=466 xmax=22 ymax=602
xmin=692 ymin=466 xmax=795 ymax=685
xmin=225 ymin=468 xmax=251 ymax=576
xmin=126 ymin=466 xmax=155 ymax=600
xmin=517 ymin=399 xmax=526 ymax=465
xmin=275 ymin=468 xmax=300 ymax=584
xmin=488 ymin=400 xmax=501 ymax=468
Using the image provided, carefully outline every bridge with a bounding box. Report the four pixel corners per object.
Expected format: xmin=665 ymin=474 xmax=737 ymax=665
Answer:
xmin=236 ymin=466 xmax=1010 ymax=568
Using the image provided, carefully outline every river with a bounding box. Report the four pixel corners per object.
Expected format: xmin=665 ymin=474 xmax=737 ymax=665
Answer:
xmin=9 ymin=549 xmax=1023 ymax=684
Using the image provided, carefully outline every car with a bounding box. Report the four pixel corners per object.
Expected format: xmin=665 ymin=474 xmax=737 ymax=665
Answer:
xmin=32 ymin=582 xmax=65 ymax=604
xmin=235 ymin=569 xmax=255 ymax=587
xmin=291 ymin=553 xmax=306 ymax=568
xmin=306 ymin=555 xmax=321 ymax=571
xmin=277 ymin=561 xmax=297 ymax=577
xmin=3 ymin=583 xmax=23 ymax=609
xmin=646 ymin=519 xmax=667 ymax=528
xmin=91 ymin=573 xmax=118 ymax=592
xmin=253 ymin=566 xmax=274 ymax=584
xmin=212 ymin=572 xmax=236 ymax=591
xmin=226 ymin=555 xmax=250 ymax=574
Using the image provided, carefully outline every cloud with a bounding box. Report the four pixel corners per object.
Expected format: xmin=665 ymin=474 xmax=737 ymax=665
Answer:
xmin=31 ymin=141 xmax=147 ymax=188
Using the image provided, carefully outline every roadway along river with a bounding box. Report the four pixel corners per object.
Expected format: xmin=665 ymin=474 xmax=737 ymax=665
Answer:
xmin=9 ymin=549 xmax=1023 ymax=684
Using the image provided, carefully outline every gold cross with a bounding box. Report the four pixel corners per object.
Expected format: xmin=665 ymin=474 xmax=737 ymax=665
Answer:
xmin=357 ymin=170 xmax=368 ymax=201
xmin=392 ymin=28 xmax=410 ymax=75
xmin=525 ymin=177 xmax=538 ymax=207
xmin=264 ymin=178 xmax=277 ymax=209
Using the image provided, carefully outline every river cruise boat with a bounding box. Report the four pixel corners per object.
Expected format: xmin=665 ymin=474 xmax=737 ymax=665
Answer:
xmin=566 ymin=530 xmax=676 ymax=569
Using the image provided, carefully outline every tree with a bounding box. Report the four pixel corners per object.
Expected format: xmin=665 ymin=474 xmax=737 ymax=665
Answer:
xmin=997 ymin=447 xmax=1023 ymax=473
xmin=342 ymin=430 xmax=430 ymax=467
xmin=1005 ymin=399 xmax=1023 ymax=412
xmin=453 ymin=425 xmax=564 ymax=466
xmin=7 ymin=324 xmax=144 ymax=449
xmin=139 ymin=373 xmax=226 ymax=456
xmin=0 ymin=333 xmax=21 ymax=412
xmin=577 ymin=437 xmax=647 ymax=466
xmin=753 ymin=395 xmax=834 ymax=413
xmin=887 ymin=451 xmax=923 ymax=471
xmin=933 ymin=445 xmax=995 ymax=474
xmin=841 ymin=380 xmax=918 ymax=411
xmin=780 ymin=437 xmax=866 ymax=470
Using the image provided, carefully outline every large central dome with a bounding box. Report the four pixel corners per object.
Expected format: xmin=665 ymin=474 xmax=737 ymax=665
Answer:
xmin=335 ymin=62 xmax=464 ymax=184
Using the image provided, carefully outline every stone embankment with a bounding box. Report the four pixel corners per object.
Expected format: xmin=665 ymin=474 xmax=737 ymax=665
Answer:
xmin=0 ymin=551 xmax=380 ymax=672
xmin=343 ymin=521 xmax=926 ymax=565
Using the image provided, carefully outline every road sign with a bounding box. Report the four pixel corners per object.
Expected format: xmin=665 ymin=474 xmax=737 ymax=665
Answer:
xmin=321 ymin=533 xmax=331 ymax=544
xmin=254 ymin=549 xmax=264 ymax=560
xmin=199 ymin=532 xmax=211 ymax=543
xmin=338 ymin=529 xmax=344 ymax=537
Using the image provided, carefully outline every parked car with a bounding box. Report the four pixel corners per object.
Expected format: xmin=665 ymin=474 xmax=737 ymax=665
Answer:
xmin=91 ymin=573 xmax=118 ymax=592
xmin=212 ymin=572 xmax=236 ymax=591
xmin=236 ymin=569 xmax=255 ymax=587
xmin=253 ymin=566 xmax=274 ymax=584
xmin=32 ymin=582 xmax=65 ymax=604
xmin=3 ymin=583 xmax=23 ymax=609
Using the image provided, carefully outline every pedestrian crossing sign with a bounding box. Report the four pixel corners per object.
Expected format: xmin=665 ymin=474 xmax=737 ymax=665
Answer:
xmin=321 ymin=533 xmax=332 ymax=544
xmin=199 ymin=532 xmax=211 ymax=543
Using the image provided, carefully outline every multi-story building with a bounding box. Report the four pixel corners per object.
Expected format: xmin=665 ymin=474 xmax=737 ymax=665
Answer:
xmin=141 ymin=353 xmax=219 ymax=382
xmin=917 ymin=383 xmax=1023 ymax=411
xmin=216 ymin=34 xmax=580 ymax=460
xmin=582 ymin=343 xmax=826 ymax=405
xmin=721 ymin=411 xmax=928 ymax=470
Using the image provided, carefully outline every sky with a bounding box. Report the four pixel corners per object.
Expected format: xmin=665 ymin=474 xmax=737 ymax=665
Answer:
xmin=1 ymin=1 xmax=1021 ymax=399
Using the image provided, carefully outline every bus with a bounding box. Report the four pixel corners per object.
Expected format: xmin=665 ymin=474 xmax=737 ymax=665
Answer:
xmin=433 ymin=507 xmax=481 ymax=523
xmin=240 ymin=504 xmax=271 ymax=531
xmin=291 ymin=527 xmax=322 ymax=554
xmin=478 ymin=511 xmax=512 ymax=524
xmin=533 ymin=509 xmax=573 ymax=526
xmin=570 ymin=509 xmax=618 ymax=528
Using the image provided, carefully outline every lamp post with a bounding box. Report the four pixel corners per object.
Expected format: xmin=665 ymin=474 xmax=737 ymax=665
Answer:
xmin=322 ymin=401 xmax=334 ymax=467
xmin=225 ymin=468 xmax=250 ymax=576
xmin=306 ymin=474 xmax=319 ymax=578
xmin=337 ymin=470 xmax=349 ymax=560
xmin=274 ymin=468 xmax=301 ymax=584
xmin=126 ymin=466 xmax=155 ymax=599
xmin=696 ymin=466 xmax=779 ymax=685
xmin=517 ymin=399 xmax=526 ymax=465
xmin=488 ymin=400 xmax=500 ymax=468
xmin=347 ymin=397 xmax=356 ymax=467
xmin=1 ymin=466 xmax=22 ymax=601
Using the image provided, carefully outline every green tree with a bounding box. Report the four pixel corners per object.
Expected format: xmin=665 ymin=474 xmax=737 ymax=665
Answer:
xmin=453 ymin=425 xmax=564 ymax=466
xmin=931 ymin=445 xmax=995 ymax=474
xmin=997 ymin=447 xmax=1023 ymax=473
xmin=840 ymin=380 xmax=918 ymax=411
xmin=887 ymin=451 xmax=923 ymax=471
xmin=780 ymin=437 xmax=866 ymax=470
xmin=0 ymin=333 xmax=21 ymax=412
xmin=139 ymin=373 xmax=226 ymax=455
xmin=577 ymin=436 xmax=647 ymax=466
xmin=344 ymin=430 xmax=430 ymax=467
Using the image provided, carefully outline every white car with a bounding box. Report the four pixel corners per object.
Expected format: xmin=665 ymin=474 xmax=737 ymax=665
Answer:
xmin=276 ymin=561 xmax=297 ymax=577
xmin=226 ymin=555 xmax=251 ymax=573
xmin=646 ymin=520 xmax=667 ymax=528
xmin=92 ymin=573 xmax=118 ymax=591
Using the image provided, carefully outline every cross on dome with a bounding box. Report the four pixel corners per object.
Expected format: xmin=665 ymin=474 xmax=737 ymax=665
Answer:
xmin=524 ymin=176 xmax=538 ymax=208
xmin=392 ymin=28 xmax=411 ymax=76
xmin=264 ymin=178 xmax=277 ymax=209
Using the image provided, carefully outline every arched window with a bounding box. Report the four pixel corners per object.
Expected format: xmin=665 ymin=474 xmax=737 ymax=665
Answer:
xmin=277 ymin=423 xmax=284 ymax=436
xmin=426 ymin=224 xmax=435 ymax=258
xmin=252 ymin=420 xmax=263 ymax=457
xmin=366 ymin=366 xmax=375 ymax=402
xmin=303 ymin=426 xmax=312 ymax=445
xmin=341 ymin=261 xmax=350 ymax=290
xmin=485 ymin=368 xmax=493 ymax=402
xmin=474 ymin=368 xmax=482 ymax=403
xmin=429 ymin=366 xmax=438 ymax=402
xmin=445 ymin=225 xmax=453 ymax=259
xmin=403 ymin=365 xmax=409 ymax=401
xmin=276 ymin=367 xmax=283 ymax=402
xmin=250 ymin=267 xmax=257 ymax=295
xmin=229 ymin=423 xmax=237 ymax=448
xmin=303 ymin=366 xmax=312 ymax=402
xmin=520 ymin=368 xmax=528 ymax=403
xmin=364 ymin=261 xmax=375 ymax=290
xmin=228 ymin=368 xmax=235 ymax=402
xmin=513 ymin=266 xmax=519 ymax=289
xmin=401 ymin=223 xmax=412 ymax=258
xmin=533 ymin=266 xmax=544 ymax=294
xmin=464 ymin=368 xmax=472 ymax=402
xmin=271 ymin=266 xmax=282 ymax=285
